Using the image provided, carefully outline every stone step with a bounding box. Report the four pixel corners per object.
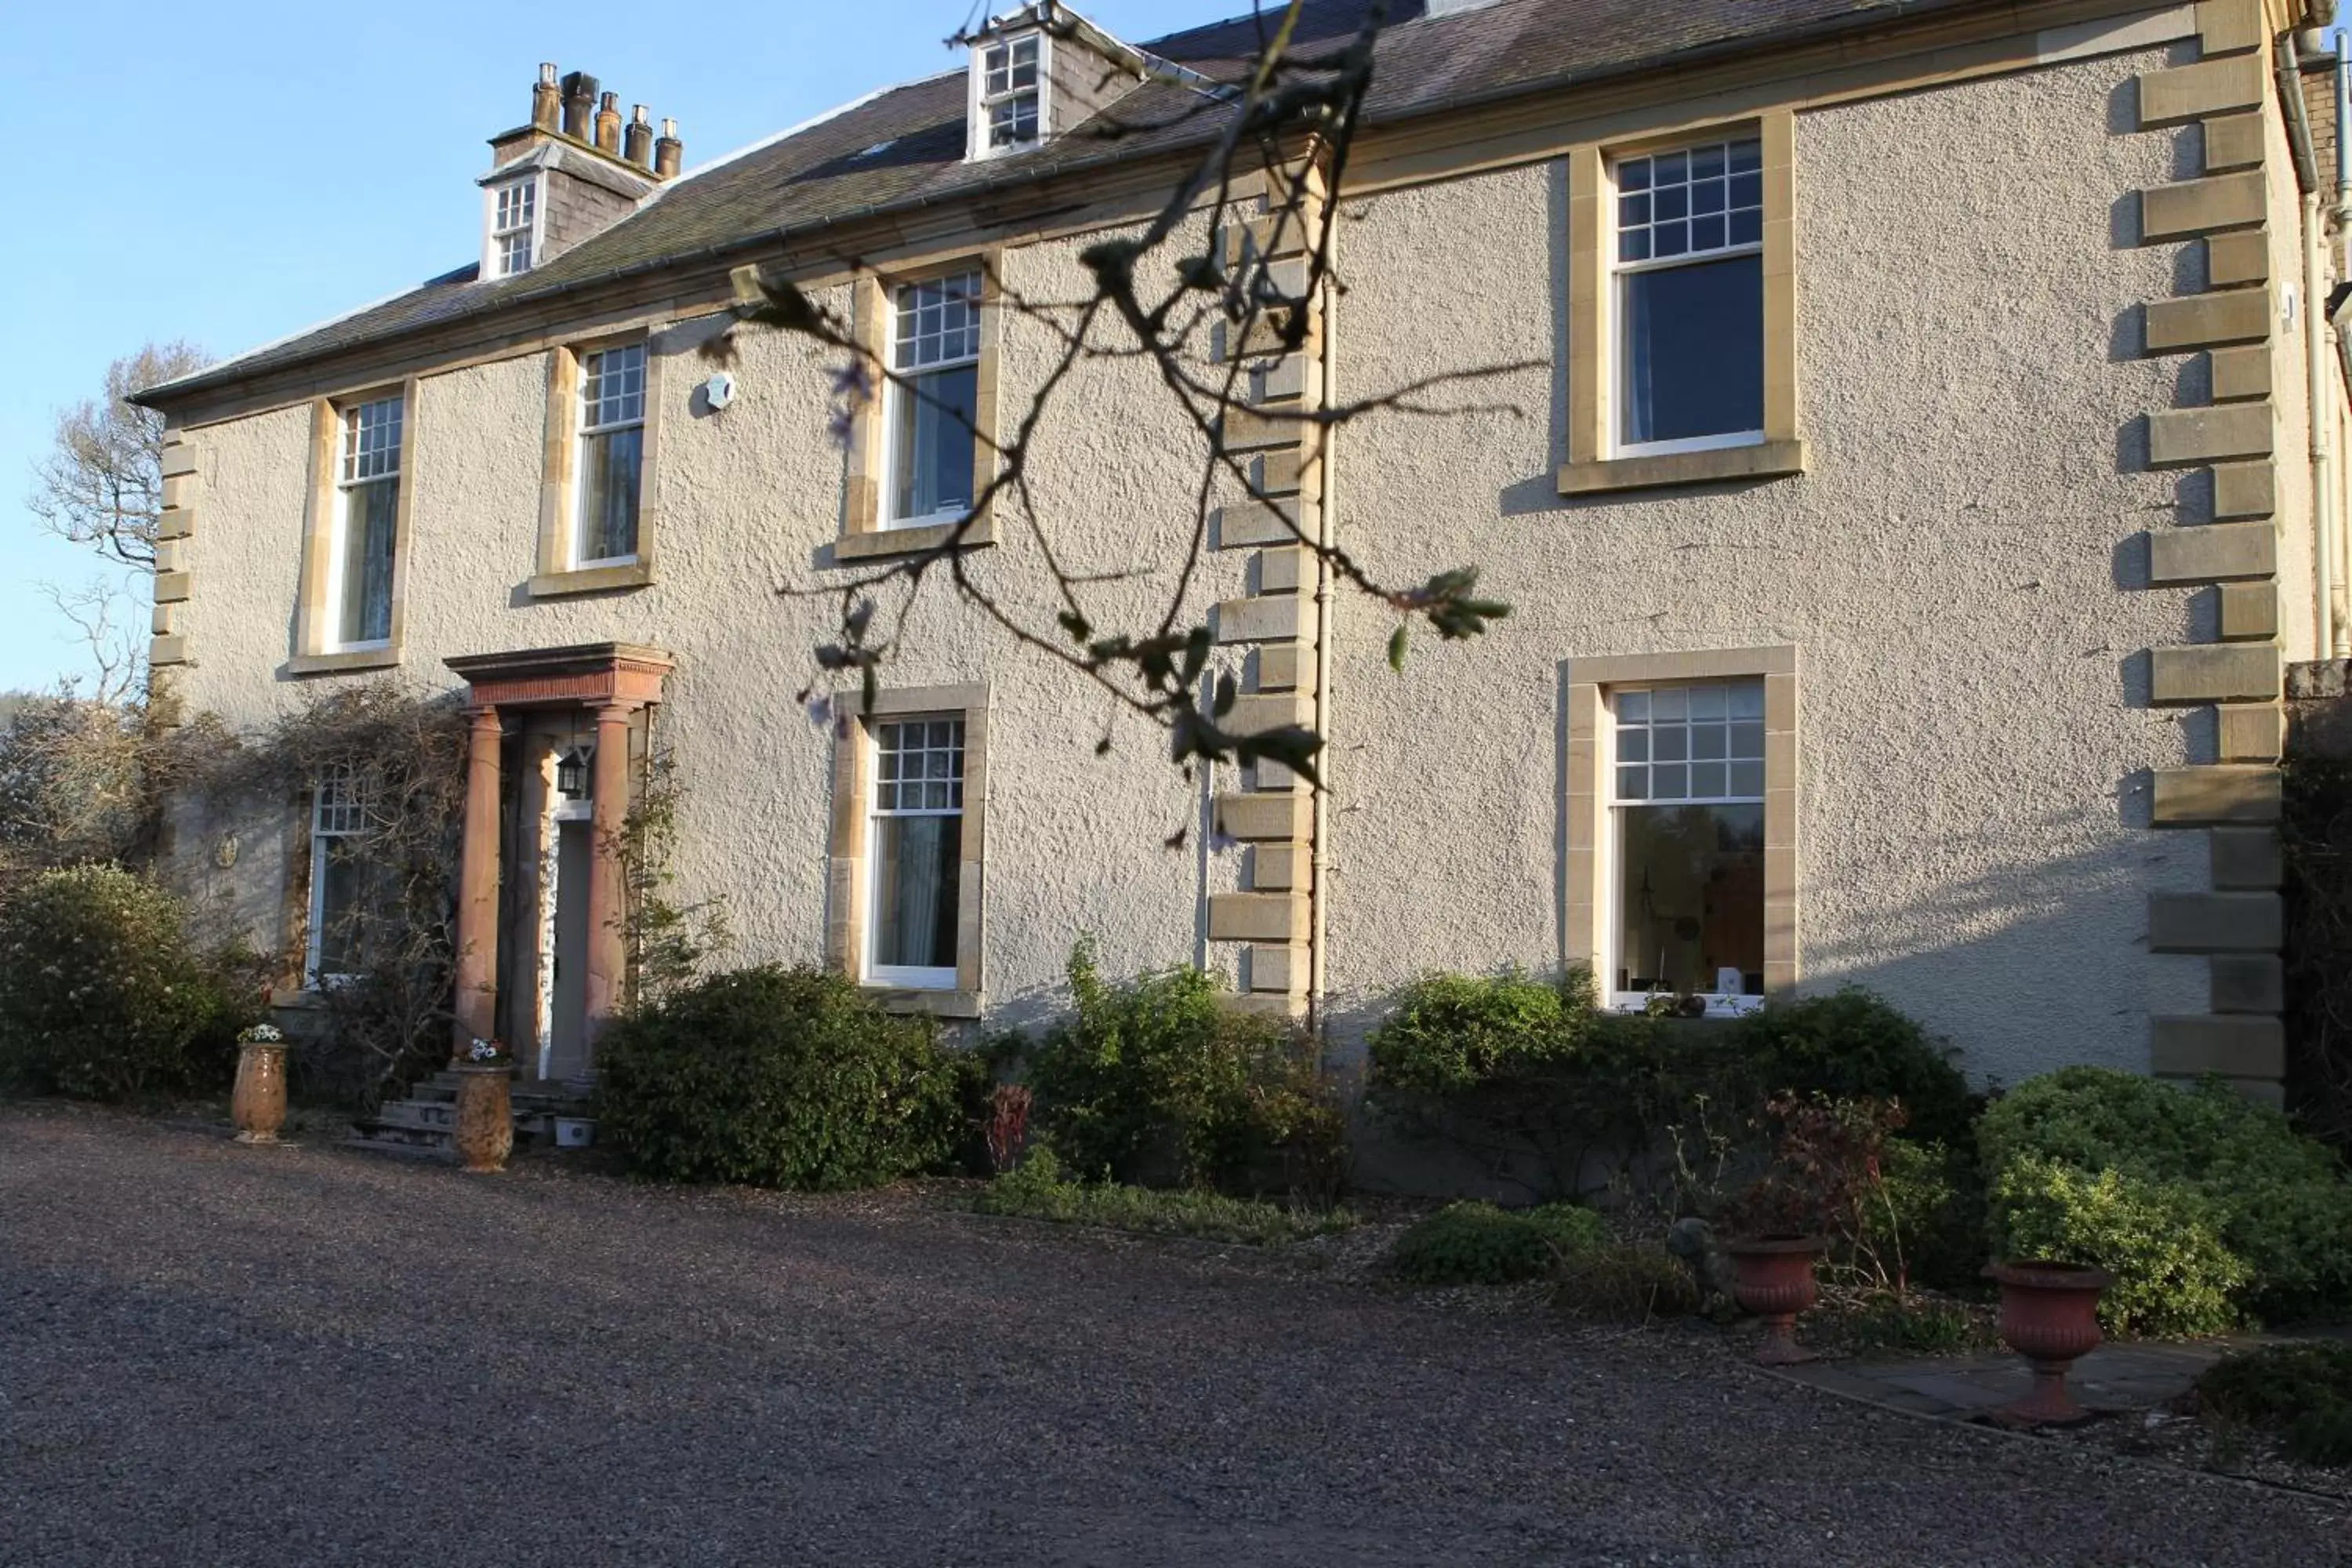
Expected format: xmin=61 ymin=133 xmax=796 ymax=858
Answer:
xmin=353 ymin=1091 xmax=583 ymax=1152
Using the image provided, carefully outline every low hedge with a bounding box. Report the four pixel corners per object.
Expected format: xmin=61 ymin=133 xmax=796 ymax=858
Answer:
xmin=974 ymin=1148 xmax=1354 ymax=1246
xmin=594 ymin=965 xmax=977 ymax=1190
xmin=0 ymin=865 xmax=258 ymax=1102
xmin=2197 ymin=1341 xmax=2352 ymax=1468
xmin=1390 ymin=1200 xmax=1606 ymax=1285
xmin=1982 ymin=1067 xmax=2352 ymax=1331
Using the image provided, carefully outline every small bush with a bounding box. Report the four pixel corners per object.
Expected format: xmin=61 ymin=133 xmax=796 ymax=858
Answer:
xmin=1991 ymin=1156 xmax=2246 ymax=1335
xmin=0 ymin=865 xmax=258 ymax=1102
xmin=1552 ymin=1243 xmax=1701 ymax=1322
xmin=1856 ymin=1138 xmax=1988 ymax=1294
xmin=2198 ymin=1341 xmax=2352 ymax=1468
xmin=1020 ymin=938 xmax=1344 ymax=1196
xmin=974 ymin=1147 xmax=1354 ymax=1246
xmin=1838 ymin=1293 xmax=1988 ymax=1356
xmin=1365 ymin=969 xmax=1587 ymax=1098
xmin=1730 ymin=989 xmax=1975 ymax=1145
xmin=594 ymin=965 xmax=975 ymax=1190
xmin=1390 ymin=1200 xmax=1606 ymax=1285
xmin=1981 ymin=1067 xmax=2352 ymax=1326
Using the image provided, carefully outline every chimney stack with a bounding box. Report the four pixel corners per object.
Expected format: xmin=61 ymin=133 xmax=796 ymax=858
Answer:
xmin=532 ymin=63 xmax=560 ymax=131
xmin=560 ymin=71 xmax=597 ymax=140
xmin=595 ymin=91 xmax=622 ymax=155
xmin=625 ymin=105 xmax=655 ymax=170
xmin=655 ymin=118 xmax=683 ymax=179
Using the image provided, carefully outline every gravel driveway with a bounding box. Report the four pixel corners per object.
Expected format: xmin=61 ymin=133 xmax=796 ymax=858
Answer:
xmin=4 ymin=1104 xmax=2346 ymax=1567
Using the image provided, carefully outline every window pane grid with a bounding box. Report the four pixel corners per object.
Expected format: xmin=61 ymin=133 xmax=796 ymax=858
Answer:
xmin=983 ymin=37 xmax=1038 ymax=96
xmin=873 ymin=719 xmax=966 ymax=815
xmin=1613 ymin=681 xmax=1766 ymax=804
xmin=338 ymin=397 xmax=402 ymax=484
xmin=1614 ymin=138 xmax=1763 ymax=265
xmin=314 ymin=766 xmax=368 ymax=836
xmin=893 ymin=274 xmax=982 ymax=371
xmin=580 ymin=344 xmax=647 ymax=433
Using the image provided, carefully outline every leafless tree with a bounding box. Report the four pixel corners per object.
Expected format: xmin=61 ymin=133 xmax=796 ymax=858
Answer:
xmin=27 ymin=340 xmax=209 ymax=572
xmin=40 ymin=580 xmax=141 ymax=706
xmin=720 ymin=2 xmax=1520 ymax=799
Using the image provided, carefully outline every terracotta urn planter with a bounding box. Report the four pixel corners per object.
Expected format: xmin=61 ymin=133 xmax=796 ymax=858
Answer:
xmin=1726 ymin=1234 xmax=1826 ymax=1364
xmin=452 ymin=1064 xmax=514 ymax=1173
xmin=230 ymin=1038 xmax=290 ymax=1145
xmin=1985 ymin=1259 xmax=2111 ymax=1425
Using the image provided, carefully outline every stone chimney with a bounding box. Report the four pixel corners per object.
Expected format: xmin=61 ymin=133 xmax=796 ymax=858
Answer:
xmin=625 ymin=105 xmax=655 ymax=171
xmin=481 ymin=63 xmax=677 ymax=277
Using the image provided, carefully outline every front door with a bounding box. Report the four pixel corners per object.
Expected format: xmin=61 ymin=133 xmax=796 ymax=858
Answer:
xmin=547 ymin=818 xmax=592 ymax=1082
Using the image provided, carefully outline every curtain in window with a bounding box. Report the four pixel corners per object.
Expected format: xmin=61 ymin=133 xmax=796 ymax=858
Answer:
xmin=873 ymin=814 xmax=960 ymax=970
xmin=339 ymin=479 xmax=399 ymax=644
xmin=579 ymin=424 xmax=643 ymax=562
xmin=1617 ymin=253 xmax=1763 ymax=446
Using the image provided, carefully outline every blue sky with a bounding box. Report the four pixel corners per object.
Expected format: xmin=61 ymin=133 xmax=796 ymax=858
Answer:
xmin=0 ymin=0 xmax=1243 ymax=693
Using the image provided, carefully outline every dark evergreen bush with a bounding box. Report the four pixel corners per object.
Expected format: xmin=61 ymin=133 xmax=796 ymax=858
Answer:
xmin=1018 ymin=938 xmax=1344 ymax=1196
xmin=2198 ymin=1341 xmax=2352 ymax=1468
xmin=1389 ymin=1200 xmax=1606 ymax=1284
xmin=594 ymin=965 xmax=975 ymax=1189
xmin=1729 ymin=989 xmax=1975 ymax=1145
xmin=0 ymin=865 xmax=257 ymax=1102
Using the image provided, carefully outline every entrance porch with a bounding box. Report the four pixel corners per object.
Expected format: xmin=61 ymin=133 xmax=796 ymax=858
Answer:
xmin=444 ymin=641 xmax=676 ymax=1084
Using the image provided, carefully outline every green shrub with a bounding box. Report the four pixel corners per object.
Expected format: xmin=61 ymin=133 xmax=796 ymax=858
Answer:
xmin=594 ymin=965 xmax=974 ymax=1189
xmin=1838 ymin=1293 xmax=1989 ymax=1356
xmin=1365 ymin=969 xmax=1588 ymax=1098
xmin=0 ymin=865 xmax=257 ymax=1102
xmin=1980 ymin=1067 xmax=2352 ymax=1325
xmin=2198 ymin=1341 xmax=2352 ymax=1468
xmin=1389 ymin=1200 xmax=1606 ymax=1285
xmin=1730 ymin=989 xmax=1975 ymax=1145
xmin=974 ymin=1147 xmax=1354 ymax=1245
xmin=1020 ymin=938 xmax=1343 ymax=1196
xmin=1991 ymin=1155 xmax=2246 ymax=1335
xmin=1855 ymin=1138 xmax=1988 ymax=1294
xmin=1552 ymin=1242 xmax=1701 ymax=1322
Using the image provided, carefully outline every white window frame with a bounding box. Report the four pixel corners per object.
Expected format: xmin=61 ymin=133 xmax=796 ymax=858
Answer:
xmin=305 ymin=765 xmax=368 ymax=988
xmin=325 ymin=395 xmax=402 ymax=654
xmin=967 ymin=31 xmax=1047 ymax=161
xmin=572 ymin=342 xmax=648 ymax=568
xmin=1606 ymin=136 xmax=1767 ymax=460
xmin=1603 ymin=680 xmax=1768 ymax=1018
xmin=484 ymin=173 xmax=543 ymax=279
xmin=864 ymin=716 xmax=965 ymax=991
xmin=880 ymin=271 xmax=983 ymax=530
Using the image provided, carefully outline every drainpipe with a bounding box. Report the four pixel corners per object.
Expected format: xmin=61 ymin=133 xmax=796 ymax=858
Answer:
xmin=2284 ymin=31 xmax=2340 ymax=659
xmin=2332 ymin=34 xmax=2352 ymax=655
xmin=1308 ymin=265 xmax=1338 ymax=1037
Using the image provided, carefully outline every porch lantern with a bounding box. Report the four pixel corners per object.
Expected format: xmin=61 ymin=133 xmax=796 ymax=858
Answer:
xmin=556 ymin=745 xmax=591 ymax=801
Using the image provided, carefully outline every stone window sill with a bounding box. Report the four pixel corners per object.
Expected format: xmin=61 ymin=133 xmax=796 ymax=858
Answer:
xmin=528 ymin=561 xmax=656 ymax=598
xmin=285 ymin=647 xmax=403 ymax=677
xmin=862 ymin=985 xmax=982 ymax=1020
xmin=832 ymin=515 xmax=996 ymax=564
xmin=1557 ymin=438 xmax=1808 ymax=498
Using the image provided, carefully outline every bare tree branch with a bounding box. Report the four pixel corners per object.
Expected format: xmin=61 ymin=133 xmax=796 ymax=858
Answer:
xmin=27 ymin=340 xmax=209 ymax=572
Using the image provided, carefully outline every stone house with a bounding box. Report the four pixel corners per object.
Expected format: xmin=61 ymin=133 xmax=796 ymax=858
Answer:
xmin=134 ymin=0 xmax=2351 ymax=1108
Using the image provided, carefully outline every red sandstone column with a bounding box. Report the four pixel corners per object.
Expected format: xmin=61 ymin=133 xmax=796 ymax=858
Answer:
xmin=583 ymin=701 xmax=634 ymax=1042
xmin=452 ymin=706 xmax=504 ymax=1058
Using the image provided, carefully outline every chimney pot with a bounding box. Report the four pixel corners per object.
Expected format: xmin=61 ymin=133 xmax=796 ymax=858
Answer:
xmin=560 ymin=71 xmax=597 ymax=140
xmin=531 ymin=63 xmax=561 ymax=132
xmin=625 ymin=105 xmax=655 ymax=169
xmin=655 ymin=118 xmax=684 ymax=180
xmin=595 ymin=91 xmax=622 ymax=154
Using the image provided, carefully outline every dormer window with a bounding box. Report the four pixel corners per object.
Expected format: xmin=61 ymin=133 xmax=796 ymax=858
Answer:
xmin=487 ymin=176 xmax=541 ymax=278
xmin=972 ymin=33 xmax=1044 ymax=158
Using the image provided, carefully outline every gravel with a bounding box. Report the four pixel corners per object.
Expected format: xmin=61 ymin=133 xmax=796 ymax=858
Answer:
xmin=4 ymin=1102 xmax=2347 ymax=1567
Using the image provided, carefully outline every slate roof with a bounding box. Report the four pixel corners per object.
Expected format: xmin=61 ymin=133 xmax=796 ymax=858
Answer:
xmin=146 ymin=0 xmax=1979 ymax=404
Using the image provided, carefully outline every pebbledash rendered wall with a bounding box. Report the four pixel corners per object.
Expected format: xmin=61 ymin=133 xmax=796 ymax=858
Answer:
xmin=160 ymin=18 xmax=2312 ymax=1094
xmin=1321 ymin=34 xmax=2283 ymax=1092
